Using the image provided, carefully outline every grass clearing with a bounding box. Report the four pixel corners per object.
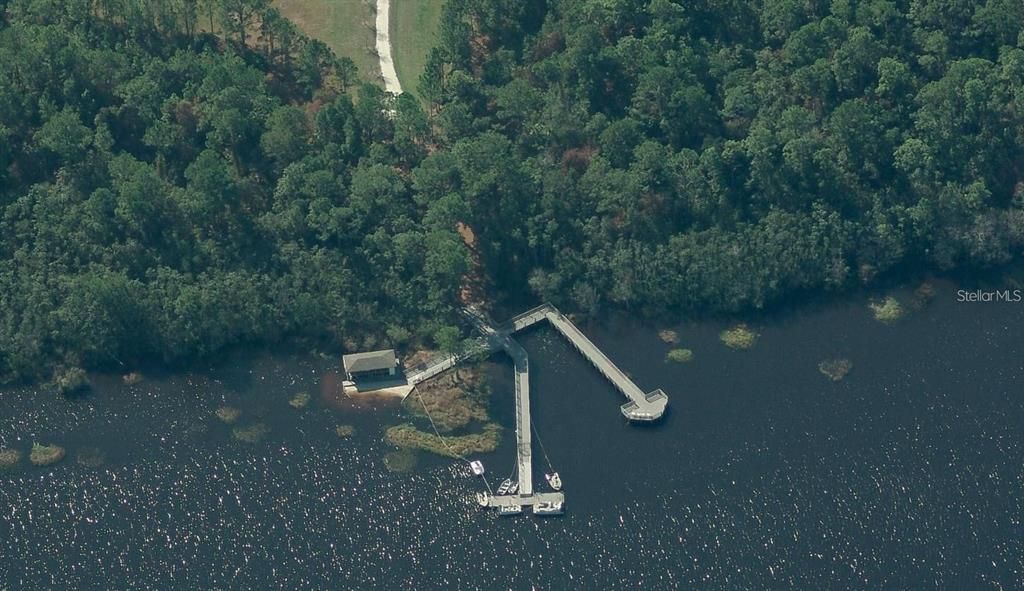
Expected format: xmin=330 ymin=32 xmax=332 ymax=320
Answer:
xmin=390 ymin=0 xmax=444 ymax=96
xmin=275 ymin=0 xmax=381 ymax=84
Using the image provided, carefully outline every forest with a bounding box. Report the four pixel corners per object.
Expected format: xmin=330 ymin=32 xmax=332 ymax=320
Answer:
xmin=0 ymin=0 xmax=470 ymax=382
xmin=1 ymin=0 xmax=1023 ymax=382
xmin=419 ymin=0 xmax=1024 ymax=317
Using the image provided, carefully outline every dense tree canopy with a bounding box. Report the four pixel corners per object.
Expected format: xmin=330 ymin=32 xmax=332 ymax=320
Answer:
xmin=2 ymin=0 xmax=1023 ymax=382
xmin=0 ymin=0 xmax=467 ymax=381
xmin=421 ymin=0 xmax=1024 ymax=315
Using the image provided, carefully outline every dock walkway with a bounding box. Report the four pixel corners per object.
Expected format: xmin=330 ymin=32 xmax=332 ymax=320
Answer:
xmin=505 ymin=304 xmax=668 ymax=421
xmin=504 ymin=334 xmax=532 ymax=497
xmin=404 ymin=303 xmax=668 ymax=515
xmin=405 ymin=338 xmax=496 ymax=386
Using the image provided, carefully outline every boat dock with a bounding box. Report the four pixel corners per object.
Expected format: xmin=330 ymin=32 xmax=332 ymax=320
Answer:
xmin=404 ymin=338 xmax=495 ymax=386
xmin=505 ymin=304 xmax=668 ymax=420
xmin=405 ymin=303 xmax=667 ymax=515
xmin=505 ymin=334 xmax=533 ymax=498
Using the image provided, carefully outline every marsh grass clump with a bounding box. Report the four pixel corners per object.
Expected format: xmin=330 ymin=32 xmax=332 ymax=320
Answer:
xmin=385 ymin=423 xmax=502 ymax=458
xmin=666 ymin=348 xmax=694 ymax=363
xmin=30 ymin=443 xmax=66 ymax=466
xmin=870 ymin=296 xmax=904 ymax=323
xmin=54 ymin=366 xmax=89 ymax=396
xmin=76 ymin=447 xmax=106 ymax=468
xmin=407 ymin=370 xmax=489 ymax=433
xmin=122 ymin=372 xmax=144 ymax=385
xmin=215 ymin=406 xmax=241 ymax=424
xmin=720 ymin=325 xmax=758 ymax=350
xmin=0 ymin=449 xmax=22 ymax=470
xmin=912 ymin=282 xmax=936 ymax=309
xmin=658 ymin=329 xmax=679 ymax=344
xmin=335 ymin=425 xmax=355 ymax=438
xmin=818 ymin=359 xmax=853 ymax=382
xmin=383 ymin=449 xmax=418 ymax=473
xmin=232 ymin=423 xmax=269 ymax=444
xmin=289 ymin=392 xmax=311 ymax=409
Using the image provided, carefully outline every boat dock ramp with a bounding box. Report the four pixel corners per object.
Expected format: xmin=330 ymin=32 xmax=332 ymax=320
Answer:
xmin=406 ymin=303 xmax=668 ymax=516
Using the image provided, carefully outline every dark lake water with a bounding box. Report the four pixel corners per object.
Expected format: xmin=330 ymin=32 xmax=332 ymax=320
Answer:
xmin=1 ymin=279 xmax=1022 ymax=590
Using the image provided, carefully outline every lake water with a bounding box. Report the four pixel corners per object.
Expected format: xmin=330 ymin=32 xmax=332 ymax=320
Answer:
xmin=0 ymin=279 xmax=1021 ymax=589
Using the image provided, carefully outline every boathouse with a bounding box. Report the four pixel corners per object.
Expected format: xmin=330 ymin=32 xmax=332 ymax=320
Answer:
xmin=342 ymin=349 xmax=398 ymax=382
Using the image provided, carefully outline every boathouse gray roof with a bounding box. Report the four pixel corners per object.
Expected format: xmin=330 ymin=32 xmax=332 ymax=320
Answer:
xmin=343 ymin=349 xmax=397 ymax=373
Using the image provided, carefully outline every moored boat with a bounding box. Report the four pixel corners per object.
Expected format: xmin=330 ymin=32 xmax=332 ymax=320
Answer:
xmin=496 ymin=478 xmax=512 ymax=495
xmin=475 ymin=492 xmax=490 ymax=507
xmin=545 ymin=472 xmax=562 ymax=491
xmin=469 ymin=460 xmax=485 ymax=476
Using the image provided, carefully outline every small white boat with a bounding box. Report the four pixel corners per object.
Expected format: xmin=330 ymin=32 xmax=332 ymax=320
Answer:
xmin=508 ymin=482 xmax=519 ymax=495
xmin=534 ymin=501 xmax=564 ymax=515
xmin=496 ymin=478 xmax=512 ymax=495
xmin=498 ymin=504 xmax=522 ymax=516
xmin=469 ymin=460 xmax=485 ymax=476
xmin=545 ymin=472 xmax=562 ymax=491
xmin=475 ymin=492 xmax=490 ymax=507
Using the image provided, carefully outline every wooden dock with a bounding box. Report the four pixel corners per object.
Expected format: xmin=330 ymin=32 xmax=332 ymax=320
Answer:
xmin=506 ymin=304 xmax=668 ymax=421
xmin=404 ymin=337 xmax=496 ymax=387
xmin=486 ymin=491 xmax=565 ymax=508
xmin=505 ymin=334 xmax=533 ymax=497
xmin=405 ymin=303 xmax=668 ymax=515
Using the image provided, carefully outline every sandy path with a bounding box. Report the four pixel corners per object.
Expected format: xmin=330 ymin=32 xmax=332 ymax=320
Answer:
xmin=375 ymin=0 xmax=403 ymax=94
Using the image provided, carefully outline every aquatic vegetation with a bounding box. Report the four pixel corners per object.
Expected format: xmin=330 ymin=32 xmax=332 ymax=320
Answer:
xmin=53 ymin=366 xmax=89 ymax=395
xmin=76 ymin=447 xmax=106 ymax=468
xmin=289 ymin=392 xmax=311 ymax=409
xmin=215 ymin=406 xmax=241 ymax=423
xmin=122 ymin=372 xmax=144 ymax=385
xmin=385 ymin=423 xmax=502 ymax=458
xmin=818 ymin=359 xmax=853 ymax=382
xmin=407 ymin=370 xmax=489 ymax=433
xmin=912 ymin=282 xmax=936 ymax=309
xmin=666 ymin=348 xmax=694 ymax=363
xmin=720 ymin=325 xmax=758 ymax=350
xmin=335 ymin=425 xmax=355 ymax=438
xmin=870 ymin=296 xmax=905 ymax=323
xmin=657 ymin=329 xmax=679 ymax=344
xmin=383 ymin=449 xmax=418 ymax=473
xmin=232 ymin=423 xmax=270 ymax=444
xmin=0 ymin=449 xmax=22 ymax=469
xmin=30 ymin=443 xmax=66 ymax=466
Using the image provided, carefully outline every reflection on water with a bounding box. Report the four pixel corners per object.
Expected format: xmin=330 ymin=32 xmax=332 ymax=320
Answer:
xmin=1 ymin=279 xmax=1022 ymax=589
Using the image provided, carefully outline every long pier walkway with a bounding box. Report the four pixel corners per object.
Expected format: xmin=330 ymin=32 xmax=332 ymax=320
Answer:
xmin=506 ymin=304 xmax=668 ymax=420
xmin=403 ymin=303 xmax=668 ymax=514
